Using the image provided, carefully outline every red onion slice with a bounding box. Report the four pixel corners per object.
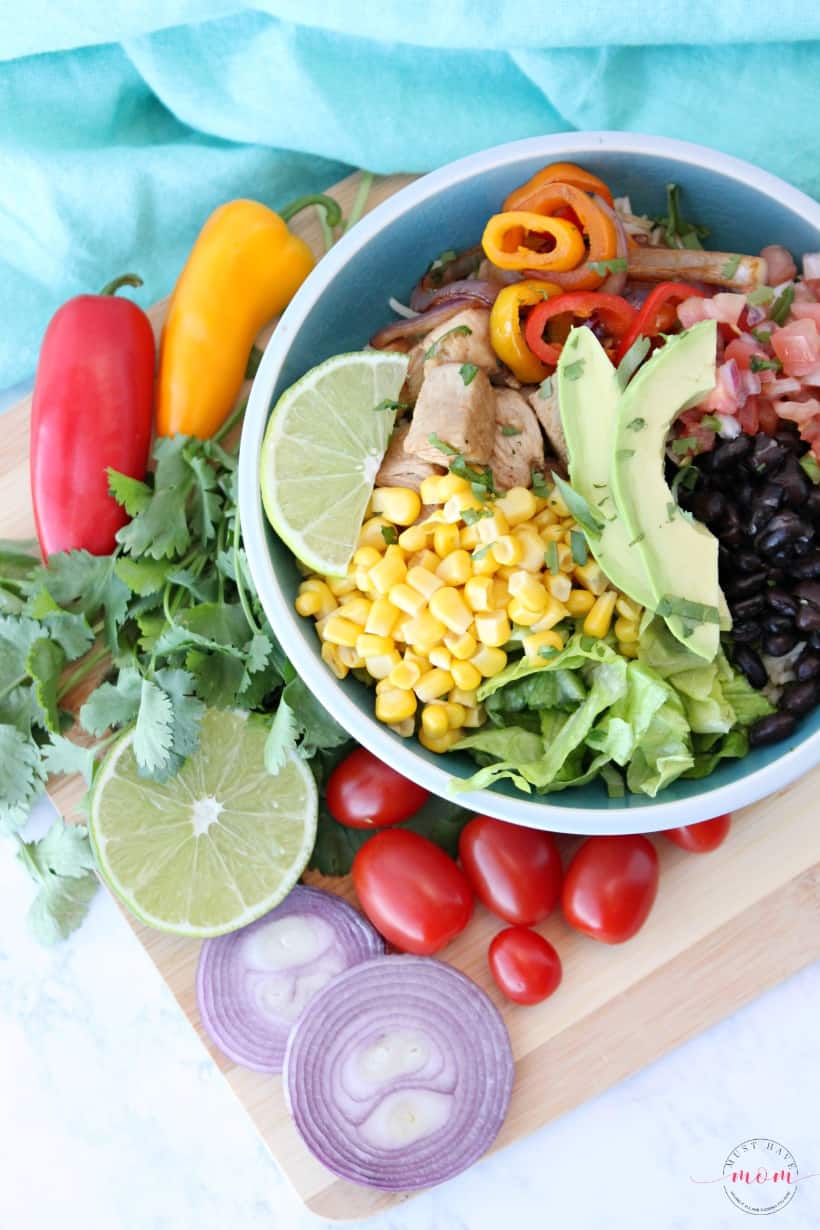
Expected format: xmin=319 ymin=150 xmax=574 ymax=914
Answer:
xmin=283 ymin=955 xmax=513 ymax=1191
xmin=197 ymin=886 xmax=384 ymax=1073
xmin=409 ymin=277 xmax=500 ymax=314
xmin=370 ymin=296 xmax=485 ymax=350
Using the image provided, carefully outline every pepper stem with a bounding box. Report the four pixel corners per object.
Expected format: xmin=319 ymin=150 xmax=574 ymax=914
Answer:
xmin=279 ymin=193 xmax=342 ymax=229
xmin=98 ymin=273 xmax=143 ymax=297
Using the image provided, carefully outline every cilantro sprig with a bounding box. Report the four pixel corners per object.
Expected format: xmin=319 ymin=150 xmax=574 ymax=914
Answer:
xmin=653 ymin=184 xmax=710 ymax=250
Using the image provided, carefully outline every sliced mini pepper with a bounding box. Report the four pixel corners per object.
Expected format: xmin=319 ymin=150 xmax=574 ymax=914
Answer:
xmin=490 ymin=280 xmax=563 ymax=382
xmin=482 ymin=210 xmax=585 ymax=273
xmin=524 ymin=292 xmax=638 ymax=367
xmin=504 ymin=183 xmax=618 ymax=291
xmin=614 ymin=281 xmax=705 ymax=362
xmin=504 ymin=161 xmax=615 ymax=211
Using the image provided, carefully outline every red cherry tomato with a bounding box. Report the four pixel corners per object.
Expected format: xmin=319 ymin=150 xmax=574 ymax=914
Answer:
xmin=488 ymin=927 xmax=562 ymax=1005
xmin=458 ymin=815 xmax=563 ymax=926
xmin=663 ymin=813 xmax=731 ymax=853
xmin=352 ymin=829 xmax=473 ymax=954
xmin=562 ymin=835 xmax=659 ymax=944
xmin=326 ymin=747 xmax=429 ymax=829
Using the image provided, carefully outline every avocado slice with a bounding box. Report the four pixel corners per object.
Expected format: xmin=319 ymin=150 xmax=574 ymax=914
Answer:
xmin=558 ymin=328 xmax=655 ymax=608
xmin=610 ymin=320 xmax=723 ymax=661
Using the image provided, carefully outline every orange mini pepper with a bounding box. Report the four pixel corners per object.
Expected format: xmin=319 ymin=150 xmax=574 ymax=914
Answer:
xmin=157 ymin=194 xmax=340 ymax=438
xmin=482 ymin=211 xmax=585 ymax=274
xmin=504 ymin=161 xmax=615 ymax=211
xmin=489 ymin=280 xmax=563 ymax=383
xmin=506 ymin=182 xmax=618 ymax=292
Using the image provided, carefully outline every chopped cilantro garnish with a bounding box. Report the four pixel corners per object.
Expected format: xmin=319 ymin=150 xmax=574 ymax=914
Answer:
xmin=800 ymin=454 xmax=820 ymax=484
xmin=628 ymin=531 xmax=646 ymax=547
xmin=750 ymin=355 xmax=782 ymax=373
xmin=472 ymin=544 xmax=492 ymax=561
xmin=657 ymin=595 xmax=721 ymax=625
xmin=666 ymin=501 xmax=677 ymax=523
xmin=427 ymin=432 xmax=459 ymax=456
xmin=462 ymin=506 xmax=493 ymax=525
xmin=653 ymin=184 xmax=710 ymax=250
xmin=615 ymin=448 xmax=635 ymax=461
xmin=544 ymin=541 xmax=560 ymax=575
xmin=373 ymin=398 xmax=410 ymax=413
xmin=588 ymin=257 xmax=628 ymax=276
xmin=425 ymin=248 xmax=458 ymax=286
xmin=747 ymin=286 xmax=774 ymax=306
xmin=700 ymin=414 xmax=723 ymax=432
xmin=550 ymin=473 xmax=605 ymax=535
xmin=671 ymin=436 xmax=701 ymax=456
xmin=538 ymin=376 xmax=554 ymax=399
xmin=538 ymin=645 xmax=559 ymax=659
xmin=459 ymin=362 xmax=479 ymax=386
xmin=423 ymin=324 xmax=472 ymax=360
xmin=616 ymin=335 xmax=651 ymax=390
xmin=721 ymin=254 xmax=742 ymax=280
xmin=751 ymin=328 xmax=773 ymax=345
xmin=563 ymin=359 xmax=585 ymax=381
xmin=531 ymin=470 xmax=552 ymax=499
xmin=381 ymin=526 xmax=399 ymax=546
xmin=500 ymin=425 xmax=522 ymax=437
xmin=770 ymin=285 xmax=795 ymax=326
xmin=451 ymin=455 xmax=496 ymax=495
xmin=570 ymin=530 xmax=588 ymax=566
xmin=671 ymin=463 xmax=700 ymax=497
xmin=626 ymin=417 xmax=647 ymax=432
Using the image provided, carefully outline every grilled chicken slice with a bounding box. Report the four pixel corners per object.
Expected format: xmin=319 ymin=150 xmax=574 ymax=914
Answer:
xmin=528 ymin=383 xmax=568 ymax=466
xmin=405 ymin=362 xmax=496 ymax=464
xmin=376 ymin=423 xmax=446 ymax=492
xmin=489 ymin=389 xmax=544 ymax=491
xmin=402 ymin=307 xmax=499 ymax=404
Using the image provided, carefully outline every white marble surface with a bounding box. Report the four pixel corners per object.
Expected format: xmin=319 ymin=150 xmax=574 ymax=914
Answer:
xmin=0 ymin=793 xmax=817 ymax=1230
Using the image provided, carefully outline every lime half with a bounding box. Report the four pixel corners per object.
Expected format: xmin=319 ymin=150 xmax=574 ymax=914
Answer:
xmin=260 ymin=350 xmax=409 ymax=574
xmin=89 ymin=709 xmax=317 ymax=937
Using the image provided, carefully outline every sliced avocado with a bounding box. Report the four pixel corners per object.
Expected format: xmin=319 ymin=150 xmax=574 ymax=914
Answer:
xmin=610 ymin=320 xmax=722 ymax=661
xmin=558 ymin=328 xmax=655 ymax=608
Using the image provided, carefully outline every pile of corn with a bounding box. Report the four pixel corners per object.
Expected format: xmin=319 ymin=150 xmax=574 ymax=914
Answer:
xmin=295 ymin=476 xmax=643 ymax=752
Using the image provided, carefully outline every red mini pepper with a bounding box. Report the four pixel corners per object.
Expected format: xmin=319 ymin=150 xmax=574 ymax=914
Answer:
xmin=524 ymin=291 xmax=637 ymax=367
xmin=614 ymin=281 xmax=704 ymax=363
xmin=30 ymin=274 xmax=155 ymax=558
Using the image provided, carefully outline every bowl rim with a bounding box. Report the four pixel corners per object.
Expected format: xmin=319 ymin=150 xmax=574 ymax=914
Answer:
xmin=239 ymin=130 xmax=820 ymax=834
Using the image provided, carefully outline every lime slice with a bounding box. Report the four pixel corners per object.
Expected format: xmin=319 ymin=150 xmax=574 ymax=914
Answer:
xmin=89 ymin=709 xmax=317 ymax=937
xmin=260 ymin=350 xmax=409 ymax=574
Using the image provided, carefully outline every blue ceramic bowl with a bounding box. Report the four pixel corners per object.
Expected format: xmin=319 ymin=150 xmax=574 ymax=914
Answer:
xmin=239 ymin=133 xmax=820 ymax=833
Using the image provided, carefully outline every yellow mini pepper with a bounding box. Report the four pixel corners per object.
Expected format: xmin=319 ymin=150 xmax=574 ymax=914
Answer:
xmin=482 ymin=210 xmax=585 ymax=273
xmin=489 ymin=280 xmax=562 ymax=382
xmin=157 ymin=194 xmax=340 ymax=438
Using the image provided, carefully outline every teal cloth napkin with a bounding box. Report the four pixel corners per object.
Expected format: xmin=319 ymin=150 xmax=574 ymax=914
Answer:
xmin=2 ymin=2 xmax=820 ymax=387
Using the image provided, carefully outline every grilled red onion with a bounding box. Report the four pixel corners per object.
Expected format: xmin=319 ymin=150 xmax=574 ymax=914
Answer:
xmin=197 ymin=886 xmax=384 ymax=1073
xmin=370 ymin=295 xmax=491 ymax=350
xmin=409 ymin=277 xmax=500 ymax=314
xmin=594 ymin=195 xmax=630 ymax=296
xmin=283 ymin=955 xmax=514 ymax=1191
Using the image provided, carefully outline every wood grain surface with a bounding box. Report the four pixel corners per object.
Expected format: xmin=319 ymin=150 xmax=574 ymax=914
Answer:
xmin=4 ymin=170 xmax=819 ymax=1221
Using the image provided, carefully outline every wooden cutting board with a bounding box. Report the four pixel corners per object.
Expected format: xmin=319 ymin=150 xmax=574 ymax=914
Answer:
xmin=3 ymin=171 xmax=819 ymax=1222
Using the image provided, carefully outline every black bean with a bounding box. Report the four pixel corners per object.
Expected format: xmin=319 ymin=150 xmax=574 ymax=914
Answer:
xmin=766 ymin=588 xmax=799 ymax=617
xmin=795 ymin=604 xmax=820 ymax=634
xmin=749 ymin=712 xmax=797 ymax=747
xmin=790 ymin=550 xmax=820 ymax=579
xmin=779 ymin=679 xmax=820 ymax=717
xmin=767 ymin=549 xmax=795 ymax=569
xmin=763 ymin=614 xmax=795 ymax=636
xmin=746 ymin=483 xmax=783 ymax=536
xmin=715 ymin=435 xmax=753 ymax=467
xmin=747 ymin=434 xmax=785 ymax=476
xmin=734 ymin=481 xmax=758 ymax=509
xmin=734 ymin=550 xmax=764 ymax=575
xmin=795 ymin=652 xmax=820 ymax=682
xmin=775 ymin=455 xmax=810 ymax=508
xmin=775 ymin=426 xmax=801 ymax=451
xmin=793 ymin=580 xmax=820 ymax=608
xmin=767 ymin=568 xmax=787 ymax=585
xmin=763 ymin=631 xmax=799 ymax=657
xmin=805 ymin=488 xmax=820 ymax=522
xmin=720 ymin=524 xmax=745 ymax=548
xmin=731 ymin=593 xmax=767 ymax=620
xmin=732 ymin=644 xmax=768 ymax=689
xmin=810 ymin=630 xmax=820 ymax=652
xmin=691 ymin=489 xmax=726 ymax=528
xmin=732 ymin=621 xmax=762 ymax=644
xmin=726 ymin=571 xmax=768 ymax=600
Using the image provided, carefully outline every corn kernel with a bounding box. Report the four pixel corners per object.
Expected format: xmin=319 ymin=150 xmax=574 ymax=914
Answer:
xmin=406 ymin=565 xmax=444 ymax=600
xmin=534 ymin=506 xmax=559 ymax=530
xmin=326 ymin=575 xmax=357 ymax=597
xmin=356 ymin=633 xmax=395 ymax=658
xmin=321 ymin=642 xmax=348 ymax=679
xmin=462 ymin=704 xmax=486 ymax=728
xmin=375 ymin=688 xmax=418 ymax=723
xmin=541 ymin=524 xmax=565 ymax=544
xmin=496 ymin=486 xmax=538 ymax=527
xmin=508 ymin=598 xmax=542 ymax=627
xmin=420 ymin=473 xmax=471 ymax=505
xmin=390 ymin=583 xmax=427 ymax=616
xmin=415 ymin=668 xmax=455 ymax=703
xmin=358 ymin=516 xmax=393 ymax=550
xmin=421 ymin=704 xmax=449 ymax=738
xmin=371 ymin=486 xmax=422 ymax=526
xmin=546 ymin=488 xmax=570 ymax=517
xmin=299 ymin=578 xmax=337 ymax=618
xmin=388 ymin=718 xmax=416 ymax=738
xmin=322 ymin=615 xmax=361 ymax=647
xmin=464 ymin=575 xmax=494 ymax=612
xmin=617 ymin=641 xmax=639 ymax=659
xmin=523 ymin=629 xmax=564 ymax=660
xmin=443 ymin=701 xmax=467 ymax=729
xmin=420 ymin=475 xmax=445 ymax=505
xmin=546 ymin=572 xmax=573 ymax=603
xmin=556 ymin=543 xmax=574 ymax=573
xmin=340 ymin=596 xmax=372 ymax=626
xmin=429 ymin=587 xmax=473 ymax=634
xmin=566 ymin=588 xmax=596 ymax=615
xmin=442 ymin=492 xmax=483 ymax=522
xmin=365 ymin=598 xmax=400 ymax=637
xmin=614 ymin=616 xmax=640 ymax=644
xmin=529 ymin=595 xmax=570 ymax=632
xmin=365 ymin=651 xmax=402 ymax=679
xmin=491 ymin=535 xmax=523 ymax=566
xmin=369 ymin=547 xmax=407 ymax=595
xmin=616 ymin=594 xmax=643 ymax=621
xmin=389 ymin=658 xmax=422 ymax=690
xmin=451 ymin=660 xmax=481 ymax=691
xmin=402 ymin=611 xmax=447 ymax=655
xmin=448 ymin=687 xmax=478 ymax=707
xmin=295 ymin=590 xmax=323 ymax=617
xmin=398 ymin=523 xmax=432 ymax=553
xmin=516 ymin=530 xmax=548 ymax=572
xmin=476 ymin=509 xmax=510 ymax=544
xmin=472 ymin=552 xmax=499 ymax=576
xmin=433 ymin=523 xmax=461 ymax=558
xmin=491 ymin=578 xmax=510 ymax=608
xmin=429 ymin=645 xmax=453 ymax=670
xmin=409 ymin=549 xmax=442 ymax=572
xmin=474 ymin=610 xmax=511 ymax=647
xmin=470 ymin=646 xmax=508 ymax=677
xmin=583 ymin=590 xmax=617 ymax=638
xmin=460 ymin=523 xmax=480 ymax=550
xmin=353 ymin=568 xmax=374 ymax=593
xmin=444 ymin=631 xmax=477 ymax=660
xmin=508 ymin=572 xmax=549 ymax=612
xmin=338 ymin=646 xmax=365 ymax=669
xmin=353 ymin=545 xmax=383 ymax=569
xmin=437 ymin=549 xmax=473 ymax=586
xmin=404 ymin=650 xmax=430 ymax=674
xmin=573 ymin=561 xmax=609 ymax=596
xmin=419 ymin=727 xmax=464 ymax=753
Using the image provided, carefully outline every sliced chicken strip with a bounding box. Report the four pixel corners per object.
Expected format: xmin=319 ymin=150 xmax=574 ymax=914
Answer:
xmin=405 ymin=362 xmax=496 ymax=464
xmin=528 ymin=382 xmax=568 ymax=466
xmin=376 ymin=423 xmax=446 ymax=492
xmin=401 ymin=307 xmax=499 ymax=405
xmin=489 ymin=389 xmax=544 ymax=491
